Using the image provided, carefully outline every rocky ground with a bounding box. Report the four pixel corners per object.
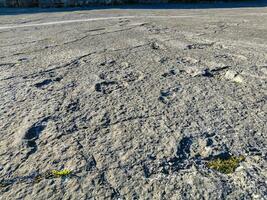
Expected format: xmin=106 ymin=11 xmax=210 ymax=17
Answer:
xmin=0 ymin=5 xmax=266 ymax=200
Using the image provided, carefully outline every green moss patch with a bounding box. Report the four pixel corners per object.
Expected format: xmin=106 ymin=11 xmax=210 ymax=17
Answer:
xmin=207 ymin=155 xmax=245 ymax=174
xmin=51 ymin=169 xmax=72 ymax=177
xmin=0 ymin=169 xmax=73 ymax=188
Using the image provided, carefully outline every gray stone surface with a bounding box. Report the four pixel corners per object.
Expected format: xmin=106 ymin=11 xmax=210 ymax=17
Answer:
xmin=0 ymin=6 xmax=266 ymax=199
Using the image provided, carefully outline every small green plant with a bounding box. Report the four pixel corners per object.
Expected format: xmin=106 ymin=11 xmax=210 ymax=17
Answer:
xmin=51 ymin=169 xmax=72 ymax=177
xmin=207 ymin=156 xmax=245 ymax=174
xmin=0 ymin=169 xmax=73 ymax=188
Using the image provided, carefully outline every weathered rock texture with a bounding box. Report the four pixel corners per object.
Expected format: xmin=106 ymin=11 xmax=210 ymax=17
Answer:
xmin=0 ymin=6 xmax=266 ymax=200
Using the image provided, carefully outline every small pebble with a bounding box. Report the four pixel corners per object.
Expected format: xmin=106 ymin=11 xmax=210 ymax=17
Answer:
xmin=151 ymin=42 xmax=160 ymax=50
xmin=121 ymin=62 xmax=129 ymax=68
xmin=224 ymin=70 xmax=244 ymax=83
xmin=225 ymin=70 xmax=238 ymax=80
xmin=232 ymin=75 xmax=244 ymax=83
xmin=261 ymin=67 xmax=267 ymax=75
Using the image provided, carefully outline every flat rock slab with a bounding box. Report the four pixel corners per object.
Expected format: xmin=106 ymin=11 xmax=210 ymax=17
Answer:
xmin=0 ymin=6 xmax=266 ymax=200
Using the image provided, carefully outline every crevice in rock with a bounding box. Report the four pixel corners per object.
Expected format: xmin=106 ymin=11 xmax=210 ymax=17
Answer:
xmin=186 ymin=42 xmax=215 ymax=50
xmin=34 ymin=76 xmax=62 ymax=88
xmin=66 ymin=99 xmax=80 ymax=113
xmin=22 ymin=117 xmax=50 ymax=158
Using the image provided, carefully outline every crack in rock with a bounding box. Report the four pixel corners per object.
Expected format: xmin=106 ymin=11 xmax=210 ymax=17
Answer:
xmin=186 ymin=43 xmax=215 ymax=50
xmin=66 ymin=99 xmax=80 ymax=113
xmin=165 ymin=136 xmax=194 ymax=172
xmin=34 ymin=76 xmax=62 ymax=88
xmin=162 ymin=69 xmax=177 ymax=77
